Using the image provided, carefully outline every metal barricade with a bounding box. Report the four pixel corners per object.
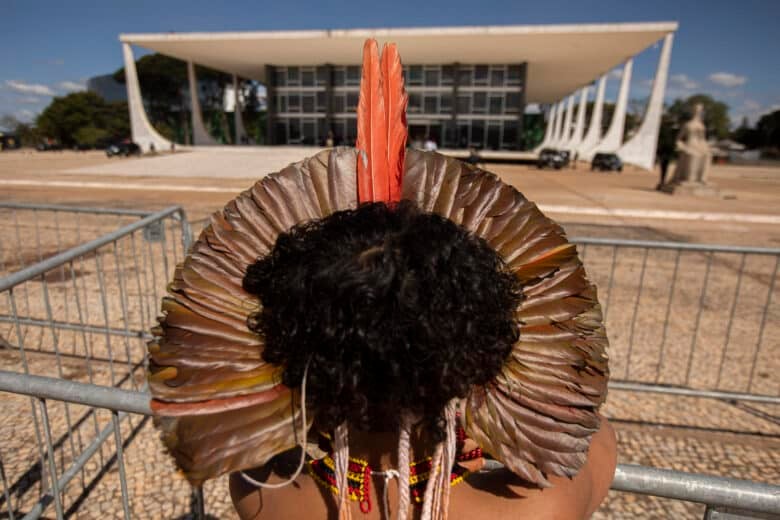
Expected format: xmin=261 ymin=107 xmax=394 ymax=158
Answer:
xmin=0 ymin=204 xmax=191 ymax=519
xmin=573 ymin=237 xmax=780 ymax=404
xmin=0 ymin=371 xmax=778 ymax=520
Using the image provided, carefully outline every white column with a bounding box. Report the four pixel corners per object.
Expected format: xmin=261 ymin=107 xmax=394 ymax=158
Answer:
xmin=233 ymin=75 xmax=249 ymax=145
xmin=619 ymin=34 xmax=674 ymax=171
xmin=592 ymin=59 xmax=633 ymax=154
xmin=578 ymin=76 xmax=607 ymax=159
xmin=121 ymin=43 xmax=172 ymax=153
xmin=533 ymin=103 xmax=557 ymax=152
xmin=550 ymin=100 xmax=565 ymax=147
xmin=558 ymin=94 xmax=575 ymax=149
xmin=188 ymin=61 xmax=219 ymax=146
xmin=566 ymin=87 xmax=589 ymax=154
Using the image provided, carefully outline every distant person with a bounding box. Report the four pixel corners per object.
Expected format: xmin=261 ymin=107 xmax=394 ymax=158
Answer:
xmin=325 ymin=130 xmax=335 ymax=148
xmin=572 ymin=151 xmax=579 ymax=170
xmin=423 ymin=136 xmax=437 ymax=151
xmin=149 ymin=142 xmax=156 ymax=154
xmin=466 ymin=147 xmax=482 ymax=168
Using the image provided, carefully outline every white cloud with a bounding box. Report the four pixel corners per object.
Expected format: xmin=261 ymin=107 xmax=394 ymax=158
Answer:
xmin=18 ymin=96 xmax=42 ymax=104
xmin=608 ymin=69 xmax=623 ymax=80
xmin=59 ymin=80 xmax=85 ymax=92
xmin=5 ymin=80 xmax=55 ymax=96
xmin=709 ymin=72 xmax=747 ymax=88
xmin=15 ymin=109 xmax=36 ymax=122
xmin=669 ymin=74 xmax=699 ymax=90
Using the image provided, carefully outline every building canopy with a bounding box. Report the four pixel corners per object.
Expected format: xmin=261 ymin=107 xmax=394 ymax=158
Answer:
xmin=121 ymin=22 xmax=677 ymax=104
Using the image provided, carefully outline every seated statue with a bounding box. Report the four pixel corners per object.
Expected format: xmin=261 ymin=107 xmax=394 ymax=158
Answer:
xmin=670 ymin=103 xmax=712 ymax=185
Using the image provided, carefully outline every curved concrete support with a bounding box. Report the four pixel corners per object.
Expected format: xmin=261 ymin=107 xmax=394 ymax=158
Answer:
xmin=188 ymin=61 xmax=219 ymax=146
xmin=566 ymin=87 xmax=589 ymax=154
xmin=578 ymin=76 xmax=607 ymax=158
xmin=533 ymin=103 xmax=557 ymax=152
xmin=122 ymin=43 xmax=172 ymax=153
xmin=550 ymin=101 xmax=565 ymax=148
xmin=592 ymin=59 xmax=633 ymax=154
xmin=619 ymin=34 xmax=674 ymax=171
xmin=233 ymin=75 xmax=249 ymax=145
xmin=558 ymin=94 xmax=575 ymax=149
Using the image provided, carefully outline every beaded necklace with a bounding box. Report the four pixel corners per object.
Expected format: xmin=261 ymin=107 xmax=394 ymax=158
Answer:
xmin=306 ymin=426 xmax=483 ymax=514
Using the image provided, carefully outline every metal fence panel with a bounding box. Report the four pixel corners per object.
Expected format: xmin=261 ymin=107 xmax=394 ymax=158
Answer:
xmin=0 ymin=205 xmax=190 ymax=519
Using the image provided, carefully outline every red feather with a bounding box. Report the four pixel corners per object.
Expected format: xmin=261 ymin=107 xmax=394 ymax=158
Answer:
xmin=355 ymin=39 xmax=407 ymax=204
xmin=380 ymin=43 xmax=408 ymax=203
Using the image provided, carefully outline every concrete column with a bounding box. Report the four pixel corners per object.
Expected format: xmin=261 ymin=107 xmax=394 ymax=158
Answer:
xmin=187 ymin=61 xmax=219 ymax=146
xmin=558 ymin=94 xmax=575 ymax=149
xmin=593 ymin=59 xmax=633 ymax=153
xmin=566 ymin=87 xmax=589 ymax=154
xmin=619 ymin=34 xmax=674 ymax=171
xmin=233 ymin=75 xmax=249 ymax=145
xmin=550 ymin=100 xmax=565 ymax=148
xmin=121 ymin=43 xmax=172 ymax=153
xmin=533 ymin=103 xmax=556 ymax=152
xmin=578 ymin=75 xmax=606 ymax=159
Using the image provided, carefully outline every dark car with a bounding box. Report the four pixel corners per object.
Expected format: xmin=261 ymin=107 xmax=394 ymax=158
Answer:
xmin=106 ymin=141 xmax=142 ymax=157
xmin=537 ymin=148 xmax=566 ymax=170
xmin=591 ymin=153 xmax=623 ymax=172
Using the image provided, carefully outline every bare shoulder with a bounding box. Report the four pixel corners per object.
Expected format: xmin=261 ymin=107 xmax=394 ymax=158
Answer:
xmin=452 ymin=416 xmax=617 ymax=519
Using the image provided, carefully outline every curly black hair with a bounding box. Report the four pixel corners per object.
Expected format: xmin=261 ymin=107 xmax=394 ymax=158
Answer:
xmin=242 ymin=200 xmax=522 ymax=440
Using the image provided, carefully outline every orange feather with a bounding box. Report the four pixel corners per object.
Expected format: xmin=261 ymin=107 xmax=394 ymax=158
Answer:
xmin=380 ymin=43 xmax=408 ymax=203
xmin=356 ymin=39 xmax=408 ymax=204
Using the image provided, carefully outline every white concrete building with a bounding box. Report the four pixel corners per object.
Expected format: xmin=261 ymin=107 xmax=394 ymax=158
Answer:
xmin=120 ymin=22 xmax=677 ymax=170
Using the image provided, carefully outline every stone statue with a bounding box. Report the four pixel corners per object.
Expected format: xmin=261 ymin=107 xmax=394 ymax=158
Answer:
xmin=663 ymin=103 xmax=718 ymax=196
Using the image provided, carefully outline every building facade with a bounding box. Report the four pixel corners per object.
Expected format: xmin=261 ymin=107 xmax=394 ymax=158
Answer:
xmin=268 ymin=63 xmax=526 ymax=149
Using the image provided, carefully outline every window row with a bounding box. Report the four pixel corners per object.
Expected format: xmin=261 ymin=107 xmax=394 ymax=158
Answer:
xmin=276 ymin=90 xmax=522 ymax=115
xmin=274 ymin=117 xmax=358 ymax=146
xmin=274 ymin=64 xmax=525 ymax=89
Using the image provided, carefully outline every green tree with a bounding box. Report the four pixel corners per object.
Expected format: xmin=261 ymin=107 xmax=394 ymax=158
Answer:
xmin=665 ymin=94 xmax=730 ymax=139
xmin=755 ymin=110 xmax=780 ymax=149
xmin=36 ymin=91 xmax=129 ymax=147
xmin=731 ymin=117 xmax=761 ymax=149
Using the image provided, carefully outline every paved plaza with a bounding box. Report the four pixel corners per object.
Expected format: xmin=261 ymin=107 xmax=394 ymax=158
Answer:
xmin=0 ymin=149 xmax=778 ymax=518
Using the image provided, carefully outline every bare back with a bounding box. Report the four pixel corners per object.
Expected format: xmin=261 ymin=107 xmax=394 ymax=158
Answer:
xmin=230 ymin=418 xmax=617 ymax=519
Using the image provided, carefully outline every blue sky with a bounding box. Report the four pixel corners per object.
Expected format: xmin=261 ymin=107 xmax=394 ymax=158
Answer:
xmin=2 ymin=0 xmax=779 ymax=126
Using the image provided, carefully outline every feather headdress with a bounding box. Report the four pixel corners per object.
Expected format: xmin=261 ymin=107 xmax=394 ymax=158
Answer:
xmin=148 ymin=39 xmax=608 ymax=497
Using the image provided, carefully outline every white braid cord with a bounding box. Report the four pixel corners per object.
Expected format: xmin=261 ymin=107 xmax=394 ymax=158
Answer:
xmin=239 ymin=358 xmax=311 ymax=489
xmin=371 ymin=468 xmax=401 ymax=519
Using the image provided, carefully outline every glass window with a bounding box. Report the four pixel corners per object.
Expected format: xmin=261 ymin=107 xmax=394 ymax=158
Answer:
xmin=507 ymin=65 xmax=522 ymax=85
xmin=487 ymin=122 xmax=501 ymax=150
xmin=347 ymin=92 xmax=359 ymax=111
xmin=424 ymin=95 xmax=437 ymax=114
xmin=473 ymin=92 xmax=487 ymax=112
xmin=409 ymin=93 xmax=422 ymax=114
xmin=409 ymin=66 xmax=423 ymax=86
xmin=277 ymin=95 xmax=287 ymax=113
xmin=458 ymin=123 xmax=469 ymax=148
xmin=274 ymin=68 xmax=287 ymax=87
xmin=441 ymin=65 xmax=454 ymax=86
xmin=502 ymin=121 xmax=518 ymax=147
xmin=275 ymin=121 xmax=287 ymax=143
xmin=346 ymin=118 xmax=357 ymax=143
xmin=456 ymin=95 xmax=470 ymax=114
xmin=289 ymin=118 xmax=301 ymax=142
xmin=318 ymin=118 xmax=329 ymax=143
xmin=347 ymin=66 xmax=361 ymax=85
xmin=333 ymin=67 xmax=346 ymax=86
xmin=302 ymin=69 xmax=314 ymax=87
xmin=440 ymin=94 xmax=453 ymax=113
xmin=302 ymin=94 xmax=315 ymax=113
xmin=489 ymin=95 xmax=503 ymax=115
xmin=288 ymin=94 xmax=301 ymax=111
xmin=490 ymin=68 xmax=505 ymax=87
xmin=287 ymin=67 xmax=300 ymax=85
xmin=333 ymin=94 xmax=345 ymax=113
xmin=424 ymin=69 xmax=440 ymax=87
xmin=505 ymin=92 xmax=521 ymax=113
xmin=316 ymin=66 xmax=329 ymax=86
xmin=317 ymin=91 xmax=328 ymax=112
xmin=470 ymin=120 xmax=484 ymax=146
xmin=474 ymin=65 xmax=488 ymax=85
xmin=302 ymin=119 xmax=316 ymax=145
xmin=457 ymin=67 xmax=472 ymax=86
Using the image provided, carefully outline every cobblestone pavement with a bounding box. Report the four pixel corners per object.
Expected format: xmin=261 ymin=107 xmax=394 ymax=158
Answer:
xmin=1 ymin=157 xmax=779 ymax=518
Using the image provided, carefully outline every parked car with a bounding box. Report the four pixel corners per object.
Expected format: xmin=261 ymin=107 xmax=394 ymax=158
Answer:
xmin=106 ymin=141 xmax=141 ymax=157
xmin=537 ymin=148 xmax=566 ymax=170
xmin=558 ymin=150 xmax=571 ymax=168
xmin=591 ymin=153 xmax=623 ymax=172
